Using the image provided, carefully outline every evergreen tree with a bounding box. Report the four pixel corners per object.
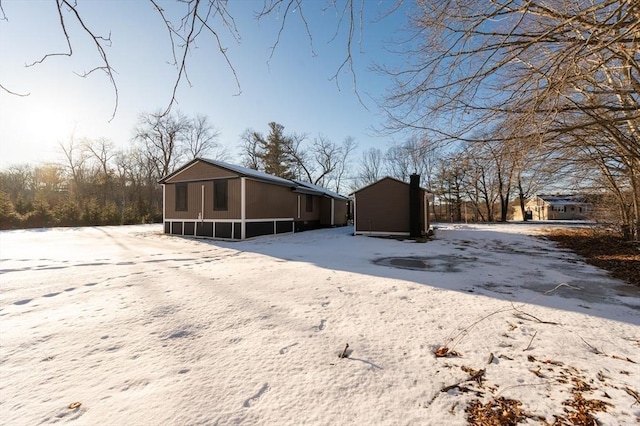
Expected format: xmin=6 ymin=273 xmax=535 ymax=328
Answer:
xmin=252 ymin=122 xmax=296 ymax=179
xmin=0 ymin=191 xmax=20 ymax=229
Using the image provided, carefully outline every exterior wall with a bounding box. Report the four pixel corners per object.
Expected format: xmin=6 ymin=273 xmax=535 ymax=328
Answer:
xmin=320 ymin=197 xmax=332 ymax=226
xmin=164 ymin=177 xmax=296 ymax=240
xmin=318 ymin=198 xmax=349 ymax=226
xmin=333 ymin=199 xmax=348 ymax=226
xmin=355 ymin=179 xmax=411 ymax=234
xmin=164 ymin=179 xmax=241 ymax=220
xmin=164 ymin=181 xmax=203 ymax=221
xmin=544 ymin=204 xmax=589 ymax=220
xmin=208 ymin=178 xmax=242 ymax=219
xmin=293 ymin=194 xmax=322 ymax=231
xmin=297 ymin=194 xmax=322 ymax=222
xmin=245 ymin=179 xmax=296 ymax=219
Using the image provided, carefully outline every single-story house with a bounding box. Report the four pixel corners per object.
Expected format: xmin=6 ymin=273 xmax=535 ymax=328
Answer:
xmin=158 ymin=158 xmax=349 ymax=240
xmin=351 ymin=175 xmax=431 ymax=237
xmin=520 ymin=194 xmax=593 ymax=220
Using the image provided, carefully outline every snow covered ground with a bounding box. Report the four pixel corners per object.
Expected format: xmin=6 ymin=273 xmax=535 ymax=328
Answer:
xmin=0 ymin=223 xmax=638 ymax=425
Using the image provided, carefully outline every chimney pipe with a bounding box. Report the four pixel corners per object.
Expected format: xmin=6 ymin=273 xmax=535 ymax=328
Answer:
xmin=409 ymin=174 xmax=421 ymax=238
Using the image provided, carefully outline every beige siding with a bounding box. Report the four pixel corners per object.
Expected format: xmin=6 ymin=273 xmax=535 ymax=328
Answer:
xmin=245 ymin=179 xmax=297 ymax=219
xmin=320 ymin=197 xmax=332 ymax=225
xmin=319 ymin=198 xmax=348 ymax=226
xmin=164 ymin=181 xmax=205 ymax=220
xmin=333 ymin=200 xmax=348 ymax=225
xmin=206 ymin=178 xmax=242 ymax=219
xmin=355 ymin=178 xmax=426 ymax=234
xmin=298 ymin=194 xmax=322 ymax=221
xmin=165 ymin=178 xmax=241 ymax=220
xmin=165 ymin=161 xmax=239 ymax=183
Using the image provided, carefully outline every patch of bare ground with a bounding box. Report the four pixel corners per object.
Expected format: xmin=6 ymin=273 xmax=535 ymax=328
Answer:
xmin=541 ymin=228 xmax=640 ymax=287
xmin=444 ymin=345 xmax=637 ymax=425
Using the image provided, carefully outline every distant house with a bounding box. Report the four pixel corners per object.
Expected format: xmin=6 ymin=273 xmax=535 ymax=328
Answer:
xmin=158 ymin=158 xmax=349 ymax=240
xmin=521 ymin=194 xmax=593 ymax=220
xmin=351 ymin=175 xmax=431 ymax=237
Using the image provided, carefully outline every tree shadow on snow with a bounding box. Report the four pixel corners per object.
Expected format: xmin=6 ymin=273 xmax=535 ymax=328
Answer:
xmin=201 ymin=224 xmax=640 ymax=326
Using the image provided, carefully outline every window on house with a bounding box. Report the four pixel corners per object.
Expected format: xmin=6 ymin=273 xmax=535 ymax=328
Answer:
xmin=175 ymin=183 xmax=188 ymax=211
xmin=214 ymin=179 xmax=228 ymax=211
xmin=306 ymin=194 xmax=313 ymax=212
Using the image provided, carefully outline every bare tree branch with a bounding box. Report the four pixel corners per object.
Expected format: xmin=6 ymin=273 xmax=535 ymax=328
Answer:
xmin=0 ymin=0 xmax=7 ymax=21
xmin=24 ymin=1 xmax=119 ymax=121
xmin=0 ymin=83 xmax=29 ymax=97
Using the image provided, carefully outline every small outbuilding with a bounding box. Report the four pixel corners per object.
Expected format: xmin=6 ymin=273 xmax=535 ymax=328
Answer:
xmin=351 ymin=175 xmax=431 ymax=237
xmin=158 ymin=158 xmax=349 ymax=240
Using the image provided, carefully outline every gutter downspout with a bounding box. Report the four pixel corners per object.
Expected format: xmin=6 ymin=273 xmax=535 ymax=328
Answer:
xmin=331 ymin=198 xmax=335 ymax=226
xmin=200 ymin=184 xmax=204 ymax=223
xmin=353 ymin=195 xmax=357 ymax=234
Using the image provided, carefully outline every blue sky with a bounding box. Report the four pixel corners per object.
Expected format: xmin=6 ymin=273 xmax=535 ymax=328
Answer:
xmin=0 ymin=0 xmax=411 ymax=169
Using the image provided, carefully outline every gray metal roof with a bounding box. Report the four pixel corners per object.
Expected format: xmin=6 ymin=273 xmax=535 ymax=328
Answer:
xmin=536 ymin=194 xmax=591 ymax=206
xmin=292 ymin=180 xmax=349 ymax=200
xmin=350 ymin=176 xmax=430 ymax=196
xmin=199 ymin=158 xmax=297 ymax=187
xmin=160 ymin=158 xmax=348 ymax=200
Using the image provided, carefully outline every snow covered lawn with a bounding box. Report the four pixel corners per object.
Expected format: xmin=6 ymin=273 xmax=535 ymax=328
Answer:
xmin=1 ymin=223 xmax=638 ymax=425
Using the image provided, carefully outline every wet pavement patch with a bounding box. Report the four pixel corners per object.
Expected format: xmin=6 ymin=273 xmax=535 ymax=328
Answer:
xmin=373 ymin=255 xmax=476 ymax=273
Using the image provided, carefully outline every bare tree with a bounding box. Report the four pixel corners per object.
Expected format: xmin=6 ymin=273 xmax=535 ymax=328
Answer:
xmin=84 ymin=138 xmax=115 ymax=178
xmin=58 ymin=136 xmax=89 ymax=200
xmin=239 ymin=129 xmax=261 ymax=170
xmin=434 ymin=152 xmax=469 ymax=222
xmin=133 ymin=110 xmax=189 ymax=179
xmin=383 ymin=136 xmax=439 ymax=187
xmin=384 ymin=143 xmax=413 ymax=183
xmin=284 ymin=133 xmax=315 ymax=183
xmin=384 ymin=0 xmax=639 ymax=236
xmin=83 ymin=137 xmax=117 ymax=204
xmin=356 ymin=147 xmax=384 ymax=188
xmin=332 ymin=136 xmax=357 ymax=193
xmin=293 ymin=135 xmax=357 ymax=191
xmin=183 ymin=114 xmax=225 ymax=160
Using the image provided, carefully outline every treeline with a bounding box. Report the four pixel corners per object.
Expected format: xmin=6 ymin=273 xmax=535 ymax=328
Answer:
xmin=0 ymin=150 xmax=163 ymax=230
xmin=1 ymin=112 xmax=635 ymax=237
xmin=0 ymin=111 xmax=226 ymax=230
xmin=0 ymin=116 xmax=359 ymax=230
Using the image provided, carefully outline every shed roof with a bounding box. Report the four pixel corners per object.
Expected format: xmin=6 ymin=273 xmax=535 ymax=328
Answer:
xmin=350 ymin=176 xmax=429 ymax=196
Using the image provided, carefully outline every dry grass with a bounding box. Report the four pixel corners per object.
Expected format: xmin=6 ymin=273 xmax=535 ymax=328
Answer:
xmin=466 ymin=397 xmax=530 ymax=425
xmin=542 ymin=228 xmax=640 ymax=287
